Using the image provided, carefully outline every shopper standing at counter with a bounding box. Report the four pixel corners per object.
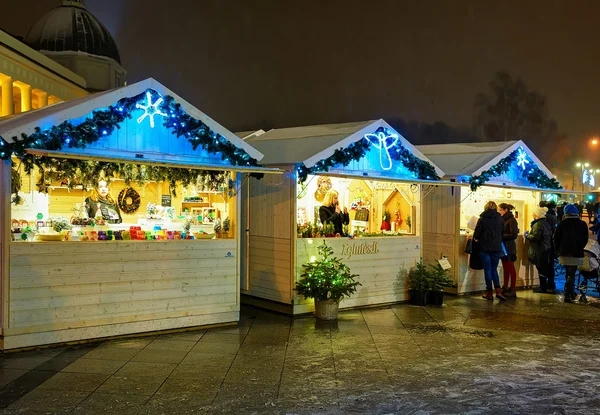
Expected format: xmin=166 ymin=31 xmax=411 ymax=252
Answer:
xmin=319 ymin=189 xmax=349 ymax=236
xmin=554 ymin=204 xmax=589 ymax=303
xmin=498 ymin=203 xmax=519 ymax=298
xmin=474 ymin=201 xmax=507 ymax=301
xmin=85 ymin=179 xmax=123 ymax=224
xmin=525 ymin=207 xmax=553 ymax=293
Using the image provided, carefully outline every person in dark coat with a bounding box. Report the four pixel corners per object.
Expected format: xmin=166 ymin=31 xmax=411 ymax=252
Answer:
xmin=525 ymin=207 xmax=554 ymax=293
xmin=554 ymin=204 xmax=589 ymax=302
xmin=474 ymin=201 xmax=507 ymax=301
xmin=319 ymin=189 xmax=349 ymax=236
xmin=557 ymin=202 xmax=565 ymax=221
xmin=498 ymin=203 xmax=519 ymax=297
xmin=576 ymin=202 xmax=584 ymax=218
xmin=540 ymin=201 xmax=558 ymax=292
xmin=586 ymin=201 xmax=594 ymax=220
xmin=541 ymin=201 xmax=558 ymax=228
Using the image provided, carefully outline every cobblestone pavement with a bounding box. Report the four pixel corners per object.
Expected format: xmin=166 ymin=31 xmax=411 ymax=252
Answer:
xmin=1 ymin=291 xmax=600 ymax=414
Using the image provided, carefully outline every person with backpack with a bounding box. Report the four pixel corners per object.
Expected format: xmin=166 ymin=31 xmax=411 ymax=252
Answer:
xmin=554 ymin=204 xmax=589 ymax=303
xmin=498 ymin=203 xmax=519 ymax=297
xmin=474 ymin=201 xmax=507 ymax=301
xmin=525 ymin=207 xmax=554 ymax=293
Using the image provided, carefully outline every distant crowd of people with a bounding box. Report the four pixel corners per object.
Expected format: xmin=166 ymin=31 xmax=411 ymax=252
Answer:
xmin=472 ymin=200 xmax=589 ymax=303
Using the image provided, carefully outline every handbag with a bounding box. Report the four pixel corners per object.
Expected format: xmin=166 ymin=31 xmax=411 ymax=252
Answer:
xmin=468 ymin=240 xmax=483 ymax=270
xmin=464 ymin=237 xmax=473 ymax=254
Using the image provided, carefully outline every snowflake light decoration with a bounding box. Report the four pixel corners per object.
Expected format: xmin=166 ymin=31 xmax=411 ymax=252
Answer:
xmin=516 ymin=147 xmax=529 ymax=170
xmin=136 ymin=91 xmax=167 ymax=128
xmin=364 ymin=131 xmax=399 ymax=170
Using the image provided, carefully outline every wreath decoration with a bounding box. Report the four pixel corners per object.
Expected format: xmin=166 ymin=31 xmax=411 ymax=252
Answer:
xmin=118 ymin=187 xmax=141 ymax=214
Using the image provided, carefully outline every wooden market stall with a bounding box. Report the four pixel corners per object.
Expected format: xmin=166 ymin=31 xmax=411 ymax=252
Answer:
xmin=238 ymin=120 xmax=446 ymax=314
xmin=0 ymin=78 xmax=276 ymax=350
xmin=416 ymin=140 xmax=562 ymax=295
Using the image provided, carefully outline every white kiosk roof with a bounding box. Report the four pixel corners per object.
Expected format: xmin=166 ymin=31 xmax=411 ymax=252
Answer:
xmin=0 ymin=78 xmax=264 ymax=162
xmin=417 ymin=140 xmax=556 ymax=179
xmin=241 ymin=119 xmax=445 ymax=178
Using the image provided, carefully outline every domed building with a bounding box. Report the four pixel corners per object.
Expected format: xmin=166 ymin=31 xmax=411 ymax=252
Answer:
xmin=25 ymin=0 xmax=126 ymax=92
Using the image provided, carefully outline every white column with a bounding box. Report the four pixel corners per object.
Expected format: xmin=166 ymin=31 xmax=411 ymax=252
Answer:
xmin=20 ymin=84 xmax=32 ymax=112
xmin=1 ymin=77 xmax=14 ymax=117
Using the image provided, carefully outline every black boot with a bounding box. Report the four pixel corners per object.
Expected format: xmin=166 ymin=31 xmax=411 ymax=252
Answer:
xmin=534 ymin=276 xmax=548 ymax=293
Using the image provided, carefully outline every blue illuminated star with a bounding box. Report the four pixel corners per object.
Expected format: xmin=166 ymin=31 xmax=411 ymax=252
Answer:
xmin=516 ymin=147 xmax=529 ymax=170
xmin=364 ymin=131 xmax=399 ymax=170
xmin=136 ymin=91 xmax=167 ymax=128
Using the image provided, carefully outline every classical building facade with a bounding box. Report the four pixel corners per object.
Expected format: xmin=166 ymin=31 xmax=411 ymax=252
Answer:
xmin=0 ymin=30 xmax=88 ymax=117
xmin=0 ymin=0 xmax=125 ymax=117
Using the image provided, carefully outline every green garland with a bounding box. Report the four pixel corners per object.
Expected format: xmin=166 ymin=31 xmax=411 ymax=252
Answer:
xmin=297 ymin=127 xmax=440 ymax=183
xmin=0 ymin=89 xmax=260 ymax=171
xmin=20 ymin=156 xmax=230 ymax=198
xmin=469 ymin=148 xmax=562 ymax=191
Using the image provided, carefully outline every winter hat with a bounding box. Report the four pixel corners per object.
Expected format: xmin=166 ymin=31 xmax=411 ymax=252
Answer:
xmin=534 ymin=207 xmax=548 ymax=218
xmin=564 ymin=203 xmax=579 ymax=216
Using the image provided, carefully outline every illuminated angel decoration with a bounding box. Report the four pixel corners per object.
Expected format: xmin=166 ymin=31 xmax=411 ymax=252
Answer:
xmin=364 ymin=131 xmax=399 ymax=171
xmin=136 ymin=91 xmax=167 ymax=128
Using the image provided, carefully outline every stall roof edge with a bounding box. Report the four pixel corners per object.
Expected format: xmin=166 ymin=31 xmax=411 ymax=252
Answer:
xmin=417 ymin=140 xmax=556 ymax=179
xmin=0 ymin=77 xmax=264 ymax=161
xmin=238 ymin=119 xmax=445 ymax=178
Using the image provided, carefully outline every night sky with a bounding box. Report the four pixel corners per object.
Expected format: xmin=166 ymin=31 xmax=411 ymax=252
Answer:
xmin=3 ymin=0 xmax=600 ymax=166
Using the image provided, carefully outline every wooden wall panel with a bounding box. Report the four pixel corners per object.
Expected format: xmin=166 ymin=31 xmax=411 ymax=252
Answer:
xmin=245 ymin=172 xmax=295 ymax=304
xmin=7 ymin=240 xmax=238 ymax=346
xmin=421 ymin=186 xmax=459 ymax=281
xmin=247 ymin=235 xmax=292 ymax=303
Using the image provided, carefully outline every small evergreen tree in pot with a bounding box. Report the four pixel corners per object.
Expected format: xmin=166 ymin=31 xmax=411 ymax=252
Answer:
xmin=407 ymin=261 xmax=432 ymax=306
xmin=428 ymin=263 xmax=456 ymax=306
xmin=295 ymin=241 xmax=361 ymax=320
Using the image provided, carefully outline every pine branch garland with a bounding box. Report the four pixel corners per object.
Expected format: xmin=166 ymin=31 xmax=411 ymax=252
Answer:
xmin=297 ymin=127 xmax=440 ymax=183
xmin=469 ymin=148 xmax=562 ymax=191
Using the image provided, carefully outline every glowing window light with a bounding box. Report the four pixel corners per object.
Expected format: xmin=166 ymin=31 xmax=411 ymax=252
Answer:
xmin=136 ymin=91 xmax=167 ymax=128
xmin=364 ymin=131 xmax=399 ymax=170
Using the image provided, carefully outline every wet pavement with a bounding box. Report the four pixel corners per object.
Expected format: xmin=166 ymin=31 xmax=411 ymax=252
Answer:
xmin=1 ymin=291 xmax=600 ymax=414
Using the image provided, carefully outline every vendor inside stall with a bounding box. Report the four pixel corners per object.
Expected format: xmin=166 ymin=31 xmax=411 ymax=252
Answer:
xmin=296 ymin=174 xmax=418 ymax=238
xmin=85 ymin=179 xmax=122 ymax=223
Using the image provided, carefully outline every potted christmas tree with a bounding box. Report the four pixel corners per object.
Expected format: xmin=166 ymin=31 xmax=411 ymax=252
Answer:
xmin=295 ymin=241 xmax=361 ymax=320
xmin=407 ymin=261 xmax=432 ymax=306
xmin=428 ymin=263 xmax=456 ymax=306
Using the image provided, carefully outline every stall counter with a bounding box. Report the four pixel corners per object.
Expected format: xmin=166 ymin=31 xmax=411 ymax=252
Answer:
xmin=293 ymin=235 xmax=421 ymax=314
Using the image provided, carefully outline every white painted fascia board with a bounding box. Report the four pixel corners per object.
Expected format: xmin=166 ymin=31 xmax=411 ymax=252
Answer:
xmin=301 ymin=119 xmax=380 ymax=168
xmin=471 ymin=140 xmax=555 ymax=179
xmin=302 ymin=119 xmax=445 ymax=178
xmin=0 ymin=78 xmax=264 ymax=161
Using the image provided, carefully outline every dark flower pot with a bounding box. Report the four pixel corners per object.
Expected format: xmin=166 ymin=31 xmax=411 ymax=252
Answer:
xmin=428 ymin=290 xmax=444 ymax=306
xmin=410 ymin=290 xmax=428 ymax=306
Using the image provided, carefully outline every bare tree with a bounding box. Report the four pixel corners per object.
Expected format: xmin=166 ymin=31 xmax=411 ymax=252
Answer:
xmin=474 ymin=71 xmax=557 ymax=145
